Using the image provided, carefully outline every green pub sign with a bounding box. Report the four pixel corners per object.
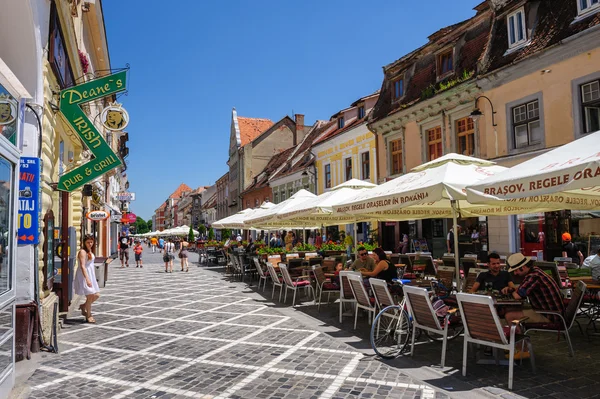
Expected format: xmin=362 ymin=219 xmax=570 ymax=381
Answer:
xmin=58 ymin=71 xmax=127 ymax=192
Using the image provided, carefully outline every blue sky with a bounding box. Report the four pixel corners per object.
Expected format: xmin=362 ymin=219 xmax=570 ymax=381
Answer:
xmin=103 ymin=0 xmax=481 ymax=220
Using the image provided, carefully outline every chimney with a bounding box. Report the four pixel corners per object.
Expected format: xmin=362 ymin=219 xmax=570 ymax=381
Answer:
xmin=294 ymin=114 xmax=305 ymax=145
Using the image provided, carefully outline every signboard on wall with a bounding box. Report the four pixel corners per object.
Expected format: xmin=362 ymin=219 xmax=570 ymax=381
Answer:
xmin=116 ymin=192 xmax=135 ymax=201
xmin=18 ymin=157 xmax=41 ymax=244
xmin=57 ymin=70 xmax=127 ymax=192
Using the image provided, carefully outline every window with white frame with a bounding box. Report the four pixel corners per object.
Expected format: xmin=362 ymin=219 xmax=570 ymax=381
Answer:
xmin=344 ymin=157 xmax=352 ymax=181
xmin=581 ymin=79 xmax=600 ymax=134
xmin=578 ymin=0 xmax=600 ymax=15
xmin=507 ymin=8 xmax=527 ymax=48
xmin=280 ymin=192 xmax=286 ymax=202
xmin=324 ymin=164 xmax=331 ymax=189
xmin=361 ymin=152 xmax=370 ymax=180
xmin=512 ymin=99 xmax=542 ymax=148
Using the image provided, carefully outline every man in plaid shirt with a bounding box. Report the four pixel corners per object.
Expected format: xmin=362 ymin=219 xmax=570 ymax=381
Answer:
xmin=505 ymin=253 xmax=565 ymax=325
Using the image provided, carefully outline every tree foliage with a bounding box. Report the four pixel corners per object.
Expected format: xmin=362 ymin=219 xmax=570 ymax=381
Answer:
xmin=134 ymin=216 xmax=149 ymax=234
xmin=188 ymin=225 xmax=195 ymax=242
xmin=221 ymin=228 xmax=232 ymax=240
xmin=208 ymin=227 xmax=215 ymax=240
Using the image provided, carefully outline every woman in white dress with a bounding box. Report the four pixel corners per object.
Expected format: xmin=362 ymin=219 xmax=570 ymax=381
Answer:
xmin=74 ymin=234 xmax=100 ymax=323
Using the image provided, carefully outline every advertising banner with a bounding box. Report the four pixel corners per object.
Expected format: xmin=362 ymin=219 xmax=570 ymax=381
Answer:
xmin=18 ymin=157 xmax=41 ymax=244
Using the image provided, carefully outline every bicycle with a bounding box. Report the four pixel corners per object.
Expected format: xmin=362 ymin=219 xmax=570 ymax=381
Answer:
xmin=370 ymin=280 xmax=464 ymax=359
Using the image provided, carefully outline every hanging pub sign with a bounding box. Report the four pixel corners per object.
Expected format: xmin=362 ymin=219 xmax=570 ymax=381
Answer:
xmin=86 ymin=210 xmax=109 ymax=221
xmin=57 ymin=70 xmax=128 ymax=192
xmin=0 ymin=94 xmax=17 ymax=125
xmin=100 ymin=103 xmax=129 ymax=131
xmin=18 ymin=157 xmax=41 ymax=244
xmin=120 ymin=212 xmax=137 ymax=224
xmin=116 ymin=192 xmax=135 ymax=201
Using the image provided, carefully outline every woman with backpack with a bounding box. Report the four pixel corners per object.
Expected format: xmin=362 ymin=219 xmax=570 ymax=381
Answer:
xmin=163 ymin=239 xmax=175 ymax=272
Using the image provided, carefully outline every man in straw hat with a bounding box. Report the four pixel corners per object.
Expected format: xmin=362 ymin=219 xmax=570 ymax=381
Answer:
xmin=501 ymin=253 xmax=566 ymax=359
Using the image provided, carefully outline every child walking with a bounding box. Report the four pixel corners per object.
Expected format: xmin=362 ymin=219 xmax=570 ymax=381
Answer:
xmin=134 ymin=240 xmax=144 ymax=268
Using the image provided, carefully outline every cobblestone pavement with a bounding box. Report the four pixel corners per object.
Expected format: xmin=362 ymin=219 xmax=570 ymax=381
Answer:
xmin=23 ymin=251 xmax=447 ymax=399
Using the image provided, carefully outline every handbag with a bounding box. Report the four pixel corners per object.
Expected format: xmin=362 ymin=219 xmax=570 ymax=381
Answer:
xmin=163 ymin=254 xmax=170 ymax=262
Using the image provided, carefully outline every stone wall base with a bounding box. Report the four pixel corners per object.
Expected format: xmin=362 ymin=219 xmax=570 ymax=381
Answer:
xmin=40 ymin=293 xmax=60 ymax=345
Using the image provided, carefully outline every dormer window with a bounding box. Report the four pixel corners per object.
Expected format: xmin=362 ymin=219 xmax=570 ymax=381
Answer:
xmin=393 ymin=78 xmax=404 ymax=100
xmin=437 ymin=50 xmax=454 ymax=76
xmin=358 ymin=106 xmax=365 ymax=119
xmin=507 ymin=8 xmax=527 ymax=48
xmin=578 ymin=0 xmax=600 ymax=16
xmin=338 ymin=116 xmax=345 ymax=129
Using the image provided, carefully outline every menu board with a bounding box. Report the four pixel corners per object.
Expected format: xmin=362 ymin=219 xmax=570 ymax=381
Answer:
xmin=412 ymin=239 xmax=429 ymax=252
xmin=588 ymin=235 xmax=600 ymax=257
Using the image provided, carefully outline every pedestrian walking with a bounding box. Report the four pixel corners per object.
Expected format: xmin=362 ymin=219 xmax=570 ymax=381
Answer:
xmin=150 ymin=236 xmax=158 ymax=253
xmin=134 ymin=240 xmax=144 ymax=268
xmin=158 ymin=237 xmax=165 ymax=253
xmin=74 ymin=234 xmax=100 ymax=324
xmin=179 ymin=241 xmax=189 ymax=272
xmin=119 ymin=234 xmax=130 ymax=268
xmin=164 ymin=239 xmax=175 ymax=273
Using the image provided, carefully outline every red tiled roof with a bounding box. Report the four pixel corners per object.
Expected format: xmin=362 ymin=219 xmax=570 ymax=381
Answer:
xmin=238 ymin=117 xmax=274 ymax=147
xmin=156 ymin=203 xmax=166 ymax=211
xmin=169 ymin=183 xmax=193 ymax=199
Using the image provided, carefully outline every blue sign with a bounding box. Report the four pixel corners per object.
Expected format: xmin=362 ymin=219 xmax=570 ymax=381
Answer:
xmin=18 ymin=157 xmax=41 ymax=245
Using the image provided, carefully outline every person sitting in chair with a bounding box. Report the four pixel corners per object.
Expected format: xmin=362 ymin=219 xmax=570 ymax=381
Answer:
xmin=469 ymin=253 xmax=516 ymax=294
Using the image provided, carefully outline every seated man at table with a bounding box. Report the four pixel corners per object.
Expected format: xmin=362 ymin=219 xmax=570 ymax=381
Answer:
xmin=587 ymin=247 xmax=600 ymax=281
xmin=469 ymin=253 xmax=516 ymax=294
xmin=505 ymin=252 xmax=565 ymax=324
xmin=350 ymin=246 xmax=376 ymax=272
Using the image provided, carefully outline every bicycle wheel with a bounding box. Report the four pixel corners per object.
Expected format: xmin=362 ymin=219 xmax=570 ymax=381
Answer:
xmin=370 ymin=305 xmax=411 ymax=359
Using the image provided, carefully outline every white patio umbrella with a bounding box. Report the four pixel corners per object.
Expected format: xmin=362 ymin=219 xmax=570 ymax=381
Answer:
xmin=213 ymin=203 xmax=275 ymax=229
xmin=334 ymin=153 xmax=540 ymax=290
xmin=244 ymin=189 xmax=317 ymax=228
xmin=466 ymin=130 xmax=600 ymax=210
xmin=276 ymin=179 xmax=378 ymax=247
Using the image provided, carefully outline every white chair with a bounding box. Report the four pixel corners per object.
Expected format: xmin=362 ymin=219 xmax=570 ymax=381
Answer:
xmin=339 ymin=271 xmax=361 ymax=323
xmin=456 ymin=292 xmax=535 ymax=390
xmin=253 ymin=258 xmax=270 ymax=291
xmin=312 ymin=266 xmax=340 ymax=311
xmin=370 ymin=278 xmax=396 ymax=312
xmin=403 ymin=285 xmax=454 ymax=367
xmin=347 ymin=274 xmax=377 ymax=329
xmin=266 ymin=262 xmax=284 ymax=301
xmin=279 ymin=264 xmax=313 ymax=306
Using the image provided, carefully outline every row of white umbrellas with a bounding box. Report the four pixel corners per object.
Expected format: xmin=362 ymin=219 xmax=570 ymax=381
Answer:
xmin=133 ymin=225 xmax=199 ymax=238
xmin=212 ymin=130 xmax=600 ymax=288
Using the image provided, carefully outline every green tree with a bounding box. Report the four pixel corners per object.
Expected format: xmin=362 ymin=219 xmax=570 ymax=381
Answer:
xmin=147 ymin=219 xmax=153 ymax=232
xmin=221 ymin=228 xmax=232 ymax=240
xmin=188 ymin=225 xmax=195 ymax=242
xmin=198 ymin=224 xmax=207 ymax=237
xmin=208 ymin=227 xmax=215 ymax=240
xmin=134 ymin=216 xmax=149 ymax=234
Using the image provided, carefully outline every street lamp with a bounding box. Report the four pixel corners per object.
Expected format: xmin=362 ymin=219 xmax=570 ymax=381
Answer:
xmin=470 ymin=96 xmax=497 ymax=127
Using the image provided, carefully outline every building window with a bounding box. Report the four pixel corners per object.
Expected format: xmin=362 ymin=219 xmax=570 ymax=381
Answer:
xmin=288 ymin=188 xmax=294 ymax=198
xmin=507 ymin=8 xmax=527 ymax=48
xmin=358 ymin=106 xmax=365 ymax=119
xmin=361 ymin=152 xmax=370 ymax=180
xmin=456 ymin=117 xmax=475 ymax=156
xmin=255 ymin=199 xmax=259 ymax=207
xmin=344 ymin=158 xmax=352 ymax=181
xmin=393 ymin=79 xmax=404 ymax=99
xmin=390 ymin=139 xmax=403 ymax=175
xmin=578 ymin=0 xmax=600 ymax=15
xmin=581 ymin=80 xmax=600 ymax=134
xmin=281 ymin=192 xmax=286 ymax=201
xmin=324 ymin=164 xmax=331 ymax=189
xmin=438 ymin=50 xmax=453 ymax=76
xmin=48 ymin=3 xmax=74 ymax=88
xmin=426 ymin=126 xmax=443 ymax=161
xmin=338 ymin=117 xmax=345 ymax=129
xmin=274 ymin=192 xmax=278 ymax=203
xmin=512 ymin=99 xmax=542 ymax=148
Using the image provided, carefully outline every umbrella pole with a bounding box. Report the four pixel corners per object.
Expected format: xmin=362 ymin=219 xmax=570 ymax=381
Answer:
xmin=354 ymin=219 xmax=358 ymax=249
xmin=451 ymin=200 xmax=461 ymax=292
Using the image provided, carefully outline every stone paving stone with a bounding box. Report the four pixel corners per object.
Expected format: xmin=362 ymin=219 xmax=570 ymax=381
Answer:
xmin=145 ymin=336 xmax=222 ymax=359
xmin=58 ymin=326 xmax=127 ymax=344
xmin=174 ymin=301 xmax=228 ymax=312
xmin=332 ymin=381 xmax=420 ymax=399
xmin=230 ymin=371 xmax=330 ymax=399
xmin=87 ymin=312 xmax=130 ymax=324
xmin=144 ymin=319 xmax=212 ymax=335
xmin=91 ymin=302 xmax=133 ymax=313
xmin=138 ymin=308 xmax=202 ymax=320
xmin=244 ymin=328 xmax=317 ymax=346
xmin=183 ymin=311 xmax=239 ymax=323
xmin=29 ymin=380 xmax=130 ymax=399
xmin=231 ymin=314 xmax=287 ymax=326
xmin=25 ymin=368 xmax=68 ymax=387
xmin=278 ymin=348 xmax=357 ymax=374
xmin=159 ymin=363 xmax=252 ymax=395
xmin=194 ymin=323 xmax=258 ymax=340
xmin=43 ymin=347 xmax=124 ymax=372
xmin=348 ymin=358 xmax=414 ymax=384
xmin=102 ymin=331 xmax=170 ymax=351
xmin=85 ymin=353 xmax=183 ymax=384
xmin=106 ymin=297 xmax=156 ymax=306
xmin=106 ymin=306 xmax=164 ymax=316
xmin=103 ymin=316 xmax=171 ymax=331
xmin=205 ymin=342 xmax=287 ymax=366
xmin=215 ymin=303 xmax=267 ymax=313
xmin=124 ymin=387 xmax=185 ymax=398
